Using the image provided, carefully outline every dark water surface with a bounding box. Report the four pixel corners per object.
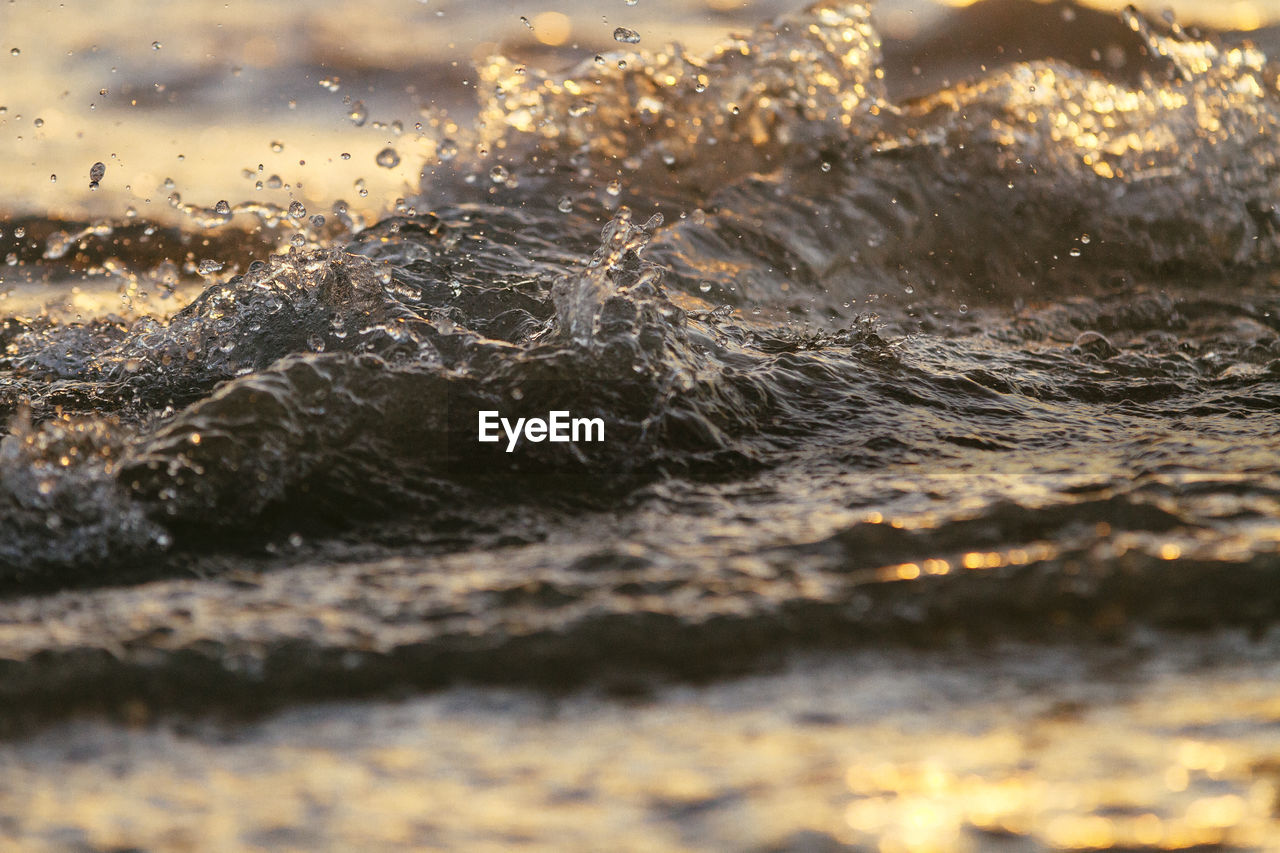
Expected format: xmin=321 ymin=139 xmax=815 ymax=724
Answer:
xmin=2 ymin=0 xmax=1280 ymax=848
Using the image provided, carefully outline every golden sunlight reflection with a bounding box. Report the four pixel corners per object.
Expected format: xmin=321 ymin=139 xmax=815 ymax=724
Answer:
xmin=4 ymin=638 xmax=1279 ymax=849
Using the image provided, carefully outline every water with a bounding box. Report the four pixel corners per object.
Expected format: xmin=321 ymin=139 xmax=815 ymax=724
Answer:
xmin=3 ymin=0 xmax=1280 ymax=849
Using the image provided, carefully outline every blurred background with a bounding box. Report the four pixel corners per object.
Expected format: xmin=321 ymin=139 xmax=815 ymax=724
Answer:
xmin=1 ymin=0 xmax=1278 ymax=225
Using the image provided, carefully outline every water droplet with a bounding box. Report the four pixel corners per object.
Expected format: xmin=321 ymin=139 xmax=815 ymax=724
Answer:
xmin=89 ymin=161 xmax=105 ymax=183
xmin=33 ymin=117 xmax=43 ymax=128
xmin=489 ymin=165 xmax=509 ymax=184
xmin=1080 ymin=234 xmax=1091 ymax=244
xmin=9 ymin=48 xmax=19 ymax=57
xmin=310 ymin=214 xmax=325 ymax=228
xmin=698 ymin=281 xmax=712 ymax=293
xmin=613 ymin=27 xmax=640 ymax=44
xmin=151 ymin=41 xmax=162 ymax=50
xmin=348 ymin=100 xmax=367 ymax=127
xmin=340 ymin=152 xmax=351 ymax=160
xmin=437 ymin=138 xmax=458 ymax=161
xmin=375 ymin=147 xmax=400 ymax=168
xmin=288 ymin=200 xmax=306 ymax=218
xmin=48 ymin=174 xmax=56 ymax=183
xmin=820 ymin=161 xmax=831 ymax=173
xmin=605 ymin=180 xmax=621 ymax=196
xmin=958 ymin=303 xmax=969 ymax=315
xmin=290 ymin=233 xmax=306 ymax=248
xmin=266 ymin=174 xmax=283 ymax=189
xmin=270 ymin=140 xmax=284 ymax=153
xmin=1069 ymin=247 xmax=1082 ymax=257
xmin=213 ymin=199 xmax=231 ymax=215
xmin=197 ymin=259 xmax=224 ymax=275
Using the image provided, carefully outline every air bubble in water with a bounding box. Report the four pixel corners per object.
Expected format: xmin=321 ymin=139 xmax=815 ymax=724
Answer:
xmin=557 ymin=196 xmax=573 ymax=213
xmin=197 ymin=259 xmax=224 ymax=275
xmin=613 ymin=27 xmax=640 ymax=44
xmin=375 ymin=147 xmax=400 ymax=168
xmin=288 ymin=200 xmax=306 ymax=218
xmin=348 ymin=101 xmax=367 ymax=127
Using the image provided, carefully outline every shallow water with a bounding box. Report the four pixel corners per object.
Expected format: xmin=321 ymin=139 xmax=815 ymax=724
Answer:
xmin=2 ymin=0 xmax=1280 ymax=849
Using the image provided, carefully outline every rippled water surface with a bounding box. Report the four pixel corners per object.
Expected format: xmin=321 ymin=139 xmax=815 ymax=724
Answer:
xmin=3 ymin=0 xmax=1280 ymax=849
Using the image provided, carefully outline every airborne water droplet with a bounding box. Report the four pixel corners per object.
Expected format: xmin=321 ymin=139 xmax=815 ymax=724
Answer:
xmin=197 ymin=259 xmax=224 ymax=275
xmin=288 ymin=200 xmax=306 ymax=218
xmin=348 ymin=100 xmax=367 ymax=127
xmin=89 ymin=161 xmax=105 ymax=184
xmin=489 ymin=165 xmax=509 ymax=184
xmin=33 ymin=118 xmax=43 ymax=128
xmin=437 ymin=138 xmax=458 ymax=161
xmin=375 ymin=147 xmax=400 ymax=168
xmin=270 ymin=140 xmax=284 ymax=153
xmin=213 ymin=199 xmax=231 ymax=215
xmin=613 ymin=27 xmax=641 ymax=44
xmin=151 ymin=41 xmax=162 ymax=50
xmin=606 ymin=180 xmax=621 ymax=196
xmin=698 ymin=281 xmax=712 ymax=293
xmin=9 ymin=48 xmax=19 ymax=57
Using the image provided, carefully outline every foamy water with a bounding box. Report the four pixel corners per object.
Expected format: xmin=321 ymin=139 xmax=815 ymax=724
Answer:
xmin=2 ymin=0 xmax=1280 ymax=849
